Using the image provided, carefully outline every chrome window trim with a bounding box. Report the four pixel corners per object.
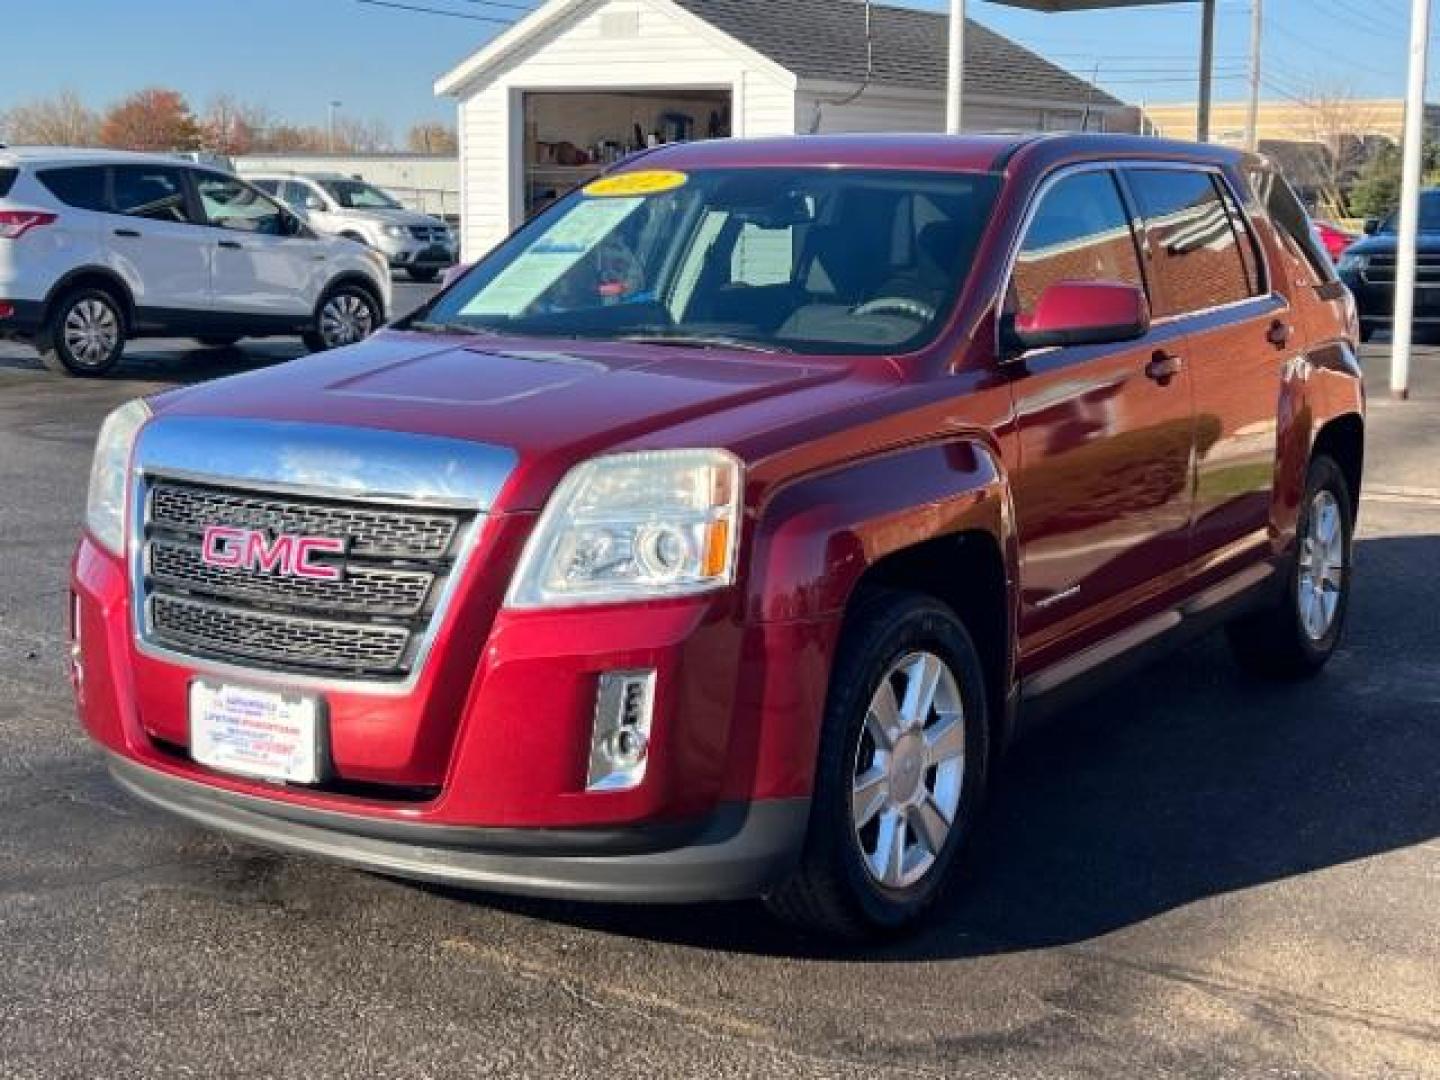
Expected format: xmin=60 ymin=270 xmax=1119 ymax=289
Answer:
xmin=127 ymin=417 xmax=517 ymax=697
xmin=993 ymin=157 xmax=1278 ymax=361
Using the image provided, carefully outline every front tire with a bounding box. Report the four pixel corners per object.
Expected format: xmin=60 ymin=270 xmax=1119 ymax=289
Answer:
xmin=38 ymin=288 xmax=126 ymax=377
xmin=303 ymin=284 xmax=381 ymax=353
xmin=1227 ymin=455 xmax=1354 ymax=679
xmin=765 ymin=590 xmax=989 ymax=941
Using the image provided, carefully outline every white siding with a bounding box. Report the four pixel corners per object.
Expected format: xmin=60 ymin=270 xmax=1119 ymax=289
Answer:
xmin=452 ymin=0 xmax=796 ymax=258
xmin=796 ymin=82 xmax=1120 ymax=137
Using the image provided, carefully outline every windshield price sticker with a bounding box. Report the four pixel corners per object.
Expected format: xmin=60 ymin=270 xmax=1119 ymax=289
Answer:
xmin=584 ymin=170 xmax=688 ymax=198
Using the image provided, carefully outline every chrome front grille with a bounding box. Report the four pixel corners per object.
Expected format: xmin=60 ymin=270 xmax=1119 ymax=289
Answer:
xmin=408 ymin=224 xmax=449 ymax=243
xmin=1363 ymin=254 xmax=1440 ymax=284
xmin=140 ymin=478 xmax=474 ymax=680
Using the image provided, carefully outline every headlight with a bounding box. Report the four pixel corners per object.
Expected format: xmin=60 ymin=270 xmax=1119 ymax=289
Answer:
xmin=85 ymin=398 xmax=151 ymax=556
xmin=1337 ymin=252 xmax=1368 ymax=275
xmin=505 ymin=449 xmax=742 ymax=609
xmin=383 ymin=224 xmax=407 ymax=239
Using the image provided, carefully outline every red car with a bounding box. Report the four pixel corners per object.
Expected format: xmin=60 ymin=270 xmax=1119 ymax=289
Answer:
xmin=1314 ymin=219 xmax=1357 ymax=262
xmin=71 ymin=134 xmax=1364 ymax=939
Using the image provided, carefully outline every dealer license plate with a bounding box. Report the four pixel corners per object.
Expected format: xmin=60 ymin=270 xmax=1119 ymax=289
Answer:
xmin=189 ymin=682 xmax=321 ymax=784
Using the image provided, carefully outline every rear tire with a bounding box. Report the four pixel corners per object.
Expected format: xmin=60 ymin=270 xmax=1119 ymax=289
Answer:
xmin=38 ymin=287 xmax=126 ymax=377
xmin=1227 ymin=455 xmax=1354 ymax=679
xmin=764 ymin=589 xmax=990 ymax=941
xmin=303 ymin=283 xmax=381 ymax=353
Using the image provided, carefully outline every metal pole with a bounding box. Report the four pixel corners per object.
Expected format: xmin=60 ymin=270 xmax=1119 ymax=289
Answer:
xmin=328 ymin=100 xmax=341 ymax=154
xmin=1392 ymin=0 xmax=1431 ymax=401
xmin=1197 ymin=0 xmax=1217 ymax=142
xmin=1246 ymin=0 xmax=1263 ymax=151
xmin=947 ymin=0 xmax=965 ymax=134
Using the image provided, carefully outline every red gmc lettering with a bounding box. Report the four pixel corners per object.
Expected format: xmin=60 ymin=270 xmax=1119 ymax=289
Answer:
xmin=200 ymin=526 xmax=344 ymax=581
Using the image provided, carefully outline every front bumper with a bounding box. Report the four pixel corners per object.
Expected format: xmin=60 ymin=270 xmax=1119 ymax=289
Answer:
xmin=374 ymin=235 xmax=456 ymax=268
xmin=109 ymin=752 xmax=807 ymax=902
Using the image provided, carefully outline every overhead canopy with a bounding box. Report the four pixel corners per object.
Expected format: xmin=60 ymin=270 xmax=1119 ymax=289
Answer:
xmin=983 ymin=0 xmax=1219 ymax=140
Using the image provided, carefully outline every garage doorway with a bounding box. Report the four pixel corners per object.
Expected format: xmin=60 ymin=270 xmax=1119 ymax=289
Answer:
xmin=521 ymin=88 xmax=732 ymax=217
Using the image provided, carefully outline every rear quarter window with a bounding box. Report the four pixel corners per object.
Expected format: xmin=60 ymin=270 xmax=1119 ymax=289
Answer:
xmin=1126 ymin=168 xmax=1260 ymax=318
xmin=1251 ymin=167 xmax=1335 ymax=285
xmin=37 ymin=165 xmax=110 ymax=211
xmin=0 ymin=167 xmax=17 ymax=198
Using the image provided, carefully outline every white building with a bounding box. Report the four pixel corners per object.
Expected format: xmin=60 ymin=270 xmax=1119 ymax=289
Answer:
xmin=436 ymin=0 xmax=1128 ymax=260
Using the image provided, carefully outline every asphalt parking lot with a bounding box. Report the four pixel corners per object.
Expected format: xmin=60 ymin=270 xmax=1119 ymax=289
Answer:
xmin=1 ymin=314 xmax=1437 ymax=1078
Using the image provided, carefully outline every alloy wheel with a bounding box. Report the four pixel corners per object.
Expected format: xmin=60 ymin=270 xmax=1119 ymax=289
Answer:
xmin=1298 ymin=489 xmax=1346 ymax=641
xmin=851 ymin=650 xmax=966 ymax=890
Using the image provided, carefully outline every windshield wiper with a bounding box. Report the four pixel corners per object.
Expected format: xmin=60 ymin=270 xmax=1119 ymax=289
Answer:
xmin=408 ymin=320 xmax=495 ymax=337
xmin=616 ymin=332 xmax=790 ymax=354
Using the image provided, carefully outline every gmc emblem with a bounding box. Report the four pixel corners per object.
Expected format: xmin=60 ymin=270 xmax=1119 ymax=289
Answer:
xmin=201 ymin=526 xmax=346 ymax=582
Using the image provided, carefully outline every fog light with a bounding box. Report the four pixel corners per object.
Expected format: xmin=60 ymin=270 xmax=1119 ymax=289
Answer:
xmin=588 ymin=670 xmax=655 ymax=791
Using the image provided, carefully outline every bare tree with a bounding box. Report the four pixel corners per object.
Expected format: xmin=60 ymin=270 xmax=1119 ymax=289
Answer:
xmin=0 ymin=90 xmax=100 ymax=146
xmin=333 ymin=116 xmax=392 ymax=153
xmin=1291 ymin=84 xmax=1387 ymax=218
xmin=406 ymin=122 xmax=458 ymax=154
xmin=203 ymin=95 xmax=276 ymax=156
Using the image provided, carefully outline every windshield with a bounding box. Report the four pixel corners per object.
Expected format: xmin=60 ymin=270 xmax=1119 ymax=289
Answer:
xmin=1381 ymin=191 xmax=1440 ymax=232
xmin=321 ymin=179 xmax=402 ymax=210
xmin=413 ymin=167 xmax=1001 ymax=355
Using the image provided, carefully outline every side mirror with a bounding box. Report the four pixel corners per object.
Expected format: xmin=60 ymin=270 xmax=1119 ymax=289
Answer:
xmin=1010 ymin=281 xmax=1150 ymax=353
xmin=1363 ymin=217 xmax=1380 ymax=235
xmin=440 ymin=262 xmax=472 ymax=290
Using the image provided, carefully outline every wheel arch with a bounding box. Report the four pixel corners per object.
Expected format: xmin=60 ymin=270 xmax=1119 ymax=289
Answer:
xmin=1311 ymin=411 xmax=1364 ymax=520
xmin=42 ymin=267 xmax=136 ymax=334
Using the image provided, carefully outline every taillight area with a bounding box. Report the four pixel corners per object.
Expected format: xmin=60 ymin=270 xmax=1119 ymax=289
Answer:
xmin=0 ymin=210 xmax=57 ymax=239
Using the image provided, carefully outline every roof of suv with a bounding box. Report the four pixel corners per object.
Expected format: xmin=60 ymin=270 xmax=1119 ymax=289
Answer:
xmin=0 ymin=146 xmax=207 ymax=169
xmin=615 ymin=133 xmax=1247 ymax=176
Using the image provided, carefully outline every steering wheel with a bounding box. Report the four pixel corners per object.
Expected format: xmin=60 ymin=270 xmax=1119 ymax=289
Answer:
xmin=851 ymin=297 xmax=937 ymax=322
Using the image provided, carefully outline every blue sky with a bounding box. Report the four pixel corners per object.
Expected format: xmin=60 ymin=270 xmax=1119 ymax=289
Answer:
xmin=0 ymin=0 xmax=1432 ymax=135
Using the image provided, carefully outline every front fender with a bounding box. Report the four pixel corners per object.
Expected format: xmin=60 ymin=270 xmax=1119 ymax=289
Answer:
xmin=745 ymin=437 xmax=1016 ymax=623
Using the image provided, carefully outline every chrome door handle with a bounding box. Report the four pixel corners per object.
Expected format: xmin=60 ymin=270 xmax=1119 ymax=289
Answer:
xmin=217 ymin=239 xmax=243 ymax=250
xmin=113 ymin=228 xmax=141 ymax=239
xmin=1267 ymin=319 xmax=1293 ymax=348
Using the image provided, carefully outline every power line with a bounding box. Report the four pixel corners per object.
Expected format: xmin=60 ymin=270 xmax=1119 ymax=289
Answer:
xmin=354 ymin=0 xmax=516 ymax=23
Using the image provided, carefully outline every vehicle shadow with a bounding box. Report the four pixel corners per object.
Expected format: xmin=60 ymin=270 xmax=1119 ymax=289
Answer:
xmin=428 ymin=532 xmax=1440 ymax=960
xmin=0 ymin=340 xmax=302 ymax=384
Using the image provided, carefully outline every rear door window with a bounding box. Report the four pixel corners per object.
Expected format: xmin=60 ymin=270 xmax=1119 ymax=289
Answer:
xmin=1125 ymin=168 xmax=1259 ymax=317
xmin=37 ymin=166 xmax=110 ymax=211
xmin=1008 ymin=169 xmax=1144 ymax=317
xmin=111 ymin=164 xmax=193 ymax=223
xmin=0 ymin=167 xmax=18 ymax=198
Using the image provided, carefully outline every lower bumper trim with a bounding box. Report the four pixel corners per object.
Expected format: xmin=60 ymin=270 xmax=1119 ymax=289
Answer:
xmin=107 ymin=754 xmax=808 ymax=903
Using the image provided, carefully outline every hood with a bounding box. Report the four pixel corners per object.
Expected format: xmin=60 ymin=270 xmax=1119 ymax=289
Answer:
xmin=1344 ymin=231 xmax=1440 ymax=257
xmin=152 ymin=331 xmax=884 ymax=509
xmin=328 ymin=206 xmax=444 ymax=228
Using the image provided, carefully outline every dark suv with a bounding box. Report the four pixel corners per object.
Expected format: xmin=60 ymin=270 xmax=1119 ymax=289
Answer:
xmin=73 ymin=134 xmax=1363 ymax=939
xmin=1337 ymin=188 xmax=1440 ymax=341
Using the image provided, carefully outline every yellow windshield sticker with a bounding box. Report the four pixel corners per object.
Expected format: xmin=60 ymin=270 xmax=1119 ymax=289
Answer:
xmin=584 ymin=170 xmax=688 ymax=198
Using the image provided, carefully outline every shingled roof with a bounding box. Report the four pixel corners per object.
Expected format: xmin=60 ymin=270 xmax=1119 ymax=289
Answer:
xmin=674 ymin=0 xmax=1122 ymax=107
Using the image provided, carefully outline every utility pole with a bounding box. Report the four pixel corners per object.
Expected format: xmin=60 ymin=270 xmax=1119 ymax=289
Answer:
xmin=947 ymin=0 xmax=965 ymax=134
xmin=1246 ymin=0 xmax=1263 ymax=151
xmin=328 ymin=100 xmax=342 ymax=154
xmin=1392 ymin=0 xmax=1432 ymax=401
xmin=1197 ymin=0 xmax=1217 ymax=142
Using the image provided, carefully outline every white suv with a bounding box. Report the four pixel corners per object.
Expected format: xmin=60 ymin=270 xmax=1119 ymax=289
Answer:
xmin=0 ymin=148 xmax=392 ymax=377
xmin=248 ymin=173 xmax=457 ymax=283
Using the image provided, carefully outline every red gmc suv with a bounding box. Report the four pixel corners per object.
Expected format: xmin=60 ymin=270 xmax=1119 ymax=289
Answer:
xmin=71 ymin=135 xmax=1364 ymax=939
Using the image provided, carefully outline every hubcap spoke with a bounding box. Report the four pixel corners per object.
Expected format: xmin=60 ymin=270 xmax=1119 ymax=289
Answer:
xmin=924 ymin=715 xmax=965 ymax=767
xmin=871 ymin=808 xmax=907 ymax=886
xmin=900 ymin=653 xmax=942 ymax=730
xmin=1297 ymin=490 xmax=1345 ymax=641
xmin=851 ymin=766 xmax=888 ymax=829
xmin=910 ymin=793 xmax=951 ymax=856
xmin=866 ymin=679 xmax=902 ymax=750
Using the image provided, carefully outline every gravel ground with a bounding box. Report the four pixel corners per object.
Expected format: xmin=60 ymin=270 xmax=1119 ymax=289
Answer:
xmin=0 ymin=320 xmax=1436 ymax=1079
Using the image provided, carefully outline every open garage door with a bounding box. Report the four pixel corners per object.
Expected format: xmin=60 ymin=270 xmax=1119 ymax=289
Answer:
xmin=522 ymin=88 xmax=731 ymax=217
